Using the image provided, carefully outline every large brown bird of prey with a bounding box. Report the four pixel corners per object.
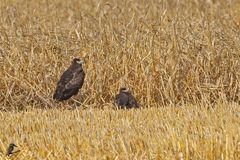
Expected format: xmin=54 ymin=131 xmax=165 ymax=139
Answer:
xmin=114 ymin=88 xmax=139 ymax=109
xmin=53 ymin=58 xmax=85 ymax=101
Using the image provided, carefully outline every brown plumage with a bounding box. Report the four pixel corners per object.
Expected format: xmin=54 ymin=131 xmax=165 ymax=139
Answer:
xmin=53 ymin=58 xmax=85 ymax=101
xmin=114 ymin=88 xmax=139 ymax=109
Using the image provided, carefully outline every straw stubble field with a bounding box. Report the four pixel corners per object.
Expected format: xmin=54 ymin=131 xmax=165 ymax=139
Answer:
xmin=0 ymin=0 xmax=240 ymax=159
xmin=0 ymin=105 xmax=240 ymax=159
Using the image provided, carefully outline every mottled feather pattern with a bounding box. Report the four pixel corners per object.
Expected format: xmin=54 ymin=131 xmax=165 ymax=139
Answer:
xmin=65 ymin=68 xmax=85 ymax=90
xmin=53 ymin=58 xmax=85 ymax=101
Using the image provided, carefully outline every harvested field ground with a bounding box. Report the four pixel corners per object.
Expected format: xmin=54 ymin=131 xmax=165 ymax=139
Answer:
xmin=0 ymin=0 xmax=240 ymax=159
xmin=0 ymin=105 xmax=240 ymax=159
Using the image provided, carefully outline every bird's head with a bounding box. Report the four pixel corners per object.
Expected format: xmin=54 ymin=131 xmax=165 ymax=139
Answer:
xmin=119 ymin=87 xmax=128 ymax=93
xmin=72 ymin=58 xmax=84 ymax=65
xmin=9 ymin=143 xmax=17 ymax=148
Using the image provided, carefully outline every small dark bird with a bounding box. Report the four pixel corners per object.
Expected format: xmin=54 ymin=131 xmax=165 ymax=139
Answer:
xmin=53 ymin=58 xmax=85 ymax=101
xmin=6 ymin=143 xmax=17 ymax=156
xmin=114 ymin=87 xmax=139 ymax=109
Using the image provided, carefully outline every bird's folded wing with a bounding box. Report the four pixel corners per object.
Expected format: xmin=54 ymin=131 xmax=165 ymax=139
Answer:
xmin=65 ymin=70 xmax=84 ymax=90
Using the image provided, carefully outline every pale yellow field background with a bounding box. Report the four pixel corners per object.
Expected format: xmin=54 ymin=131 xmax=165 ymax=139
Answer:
xmin=0 ymin=105 xmax=239 ymax=159
xmin=0 ymin=105 xmax=240 ymax=160
xmin=0 ymin=0 xmax=240 ymax=159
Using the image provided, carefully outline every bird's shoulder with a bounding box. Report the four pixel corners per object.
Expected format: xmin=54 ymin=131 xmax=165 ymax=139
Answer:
xmin=58 ymin=65 xmax=81 ymax=84
xmin=123 ymin=92 xmax=137 ymax=102
xmin=64 ymin=67 xmax=85 ymax=90
xmin=121 ymin=91 xmax=132 ymax=97
xmin=116 ymin=92 xmax=131 ymax=100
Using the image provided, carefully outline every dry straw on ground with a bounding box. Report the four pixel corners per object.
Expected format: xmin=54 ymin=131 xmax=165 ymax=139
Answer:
xmin=0 ymin=105 xmax=240 ymax=159
xmin=0 ymin=0 xmax=240 ymax=159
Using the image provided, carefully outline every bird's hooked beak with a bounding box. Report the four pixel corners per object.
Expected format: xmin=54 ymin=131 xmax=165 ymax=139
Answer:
xmin=77 ymin=60 xmax=84 ymax=64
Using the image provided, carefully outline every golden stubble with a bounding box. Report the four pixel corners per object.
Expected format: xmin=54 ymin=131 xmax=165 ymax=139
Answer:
xmin=0 ymin=0 xmax=240 ymax=159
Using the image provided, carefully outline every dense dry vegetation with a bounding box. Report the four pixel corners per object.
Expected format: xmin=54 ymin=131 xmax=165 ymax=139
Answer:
xmin=0 ymin=0 xmax=240 ymax=159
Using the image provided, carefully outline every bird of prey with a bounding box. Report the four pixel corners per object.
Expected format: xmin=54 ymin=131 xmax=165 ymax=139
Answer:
xmin=53 ymin=58 xmax=85 ymax=101
xmin=6 ymin=143 xmax=17 ymax=156
xmin=114 ymin=87 xmax=139 ymax=109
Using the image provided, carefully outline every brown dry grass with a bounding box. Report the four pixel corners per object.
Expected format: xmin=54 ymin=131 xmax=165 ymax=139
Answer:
xmin=0 ymin=0 xmax=239 ymax=109
xmin=0 ymin=0 xmax=240 ymax=159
